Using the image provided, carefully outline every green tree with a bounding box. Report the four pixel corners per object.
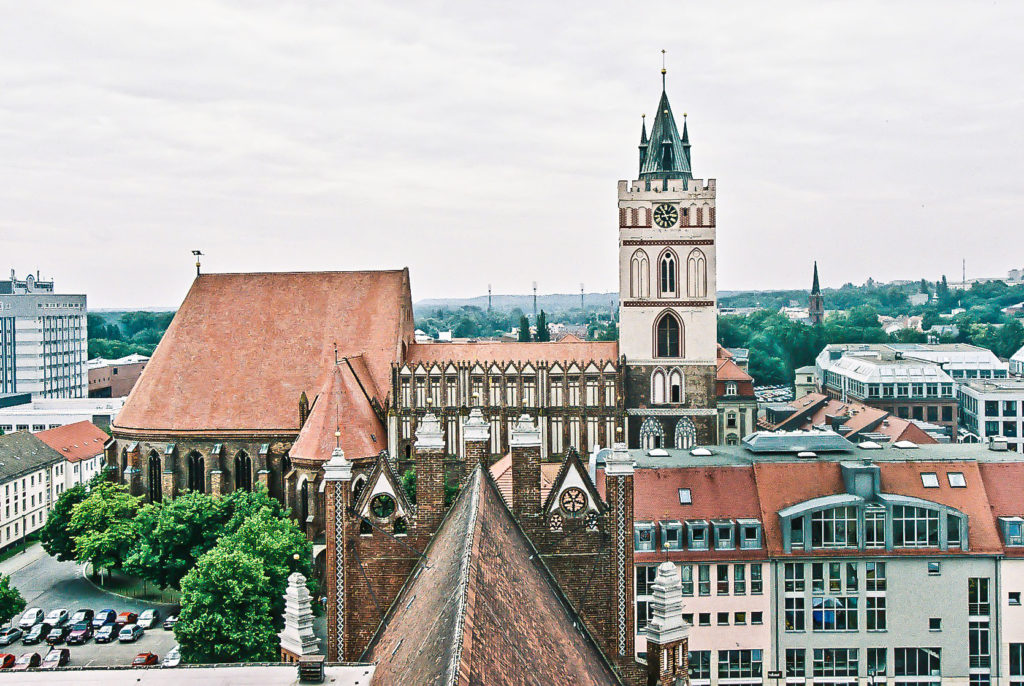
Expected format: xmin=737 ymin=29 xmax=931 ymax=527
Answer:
xmin=176 ymin=547 xmax=278 ymax=663
xmin=39 ymin=483 xmax=89 ymax=561
xmin=125 ymin=492 xmax=228 ymax=589
xmin=219 ymin=509 xmax=312 ymax=628
xmin=401 ymin=468 xmax=417 ymax=504
xmin=536 ymin=310 xmax=550 ymax=341
xmin=70 ymin=481 xmax=141 ymax=575
xmin=220 ymin=485 xmax=290 ymax=533
xmin=518 ymin=315 xmax=531 ymax=342
xmin=0 ymin=575 xmax=25 ymax=626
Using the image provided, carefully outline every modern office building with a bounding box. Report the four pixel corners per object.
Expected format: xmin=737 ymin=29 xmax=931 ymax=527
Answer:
xmin=0 ymin=396 xmax=125 ymax=433
xmin=960 ymin=380 xmax=1024 ymax=451
xmin=0 ymin=272 xmax=87 ymax=398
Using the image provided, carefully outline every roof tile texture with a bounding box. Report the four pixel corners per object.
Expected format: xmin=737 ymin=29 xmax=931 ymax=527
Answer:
xmin=406 ymin=340 xmax=618 ymax=366
xmin=35 ymin=421 xmax=108 ymax=463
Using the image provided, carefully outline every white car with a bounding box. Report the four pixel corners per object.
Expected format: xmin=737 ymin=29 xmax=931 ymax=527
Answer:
xmin=45 ymin=609 xmax=69 ymax=627
xmin=162 ymin=645 xmax=181 ymax=668
xmin=18 ymin=608 xmax=43 ymax=630
xmin=137 ymin=609 xmax=161 ymax=629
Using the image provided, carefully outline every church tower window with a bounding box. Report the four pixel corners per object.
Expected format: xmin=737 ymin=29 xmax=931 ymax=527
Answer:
xmin=669 ymin=369 xmax=683 ymax=403
xmin=687 ymin=249 xmax=707 ymax=298
xmin=655 ymin=312 xmax=683 ymax=358
xmin=639 ymin=416 xmax=665 ymax=450
xmin=630 ymin=250 xmax=650 ymax=298
xmin=674 ymin=417 xmax=697 ymax=449
xmin=659 ymin=250 xmax=678 ymax=297
xmin=652 ymin=369 xmax=667 ymax=404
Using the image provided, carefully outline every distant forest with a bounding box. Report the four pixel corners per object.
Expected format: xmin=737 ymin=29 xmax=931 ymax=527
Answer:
xmin=87 ymin=311 xmax=176 ymax=359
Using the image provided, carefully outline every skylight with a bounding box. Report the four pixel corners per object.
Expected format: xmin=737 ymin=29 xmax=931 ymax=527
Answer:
xmin=948 ymin=472 xmax=967 ymax=488
xmin=690 ymin=447 xmax=712 ymax=457
xmin=678 ymin=488 xmax=692 ymax=504
xmin=921 ymin=473 xmax=939 ymax=488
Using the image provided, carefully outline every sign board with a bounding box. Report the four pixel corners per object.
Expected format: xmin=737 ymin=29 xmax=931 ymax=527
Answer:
xmin=767 ymin=671 xmax=783 ymax=679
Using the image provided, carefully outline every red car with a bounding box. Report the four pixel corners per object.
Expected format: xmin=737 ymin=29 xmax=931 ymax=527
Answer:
xmin=40 ymin=648 xmax=70 ymax=670
xmin=0 ymin=653 xmax=15 ymax=669
xmin=133 ymin=652 xmax=159 ymax=667
xmin=12 ymin=652 xmax=41 ymax=671
xmin=115 ymin=612 xmax=138 ymax=627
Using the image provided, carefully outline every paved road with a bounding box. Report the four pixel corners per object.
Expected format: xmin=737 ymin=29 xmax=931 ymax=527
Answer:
xmin=1 ymin=544 xmax=179 ymax=667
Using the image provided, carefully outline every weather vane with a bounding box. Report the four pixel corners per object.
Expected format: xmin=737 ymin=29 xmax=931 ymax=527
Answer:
xmin=191 ymin=250 xmax=204 ymax=277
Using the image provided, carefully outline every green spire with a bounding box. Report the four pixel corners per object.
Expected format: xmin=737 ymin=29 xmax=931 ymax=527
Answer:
xmin=638 ymin=79 xmax=692 ymax=182
xmin=681 ymin=113 xmax=691 ymax=169
xmin=638 ymin=114 xmax=648 ymax=175
xmin=812 ymin=261 xmax=821 ymax=294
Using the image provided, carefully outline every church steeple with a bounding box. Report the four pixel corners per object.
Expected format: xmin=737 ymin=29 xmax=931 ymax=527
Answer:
xmin=811 ymin=261 xmax=821 ymax=295
xmin=809 ymin=262 xmax=824 ymax=325
xmin=681 ymin=114 xmax=691 ymax=169
xmin=638 ymin=67 xmax=692 ymax=183
xmin=638 ymin=114 xmax=648 ymax=175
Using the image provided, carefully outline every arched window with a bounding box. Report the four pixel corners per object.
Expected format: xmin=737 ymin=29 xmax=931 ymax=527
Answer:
xmin=234 ymin=451 xmax=252 ymax=492
xmin=187 ymin=451 xmax=205 ymax=493
xmin=297 ymin=479 xmax=310 ymax=527
xmin=655 ymin=312 xmax=683 ymax=358
xmin=119 ymin=448 xmax=128 ymax=481
xmin=675 ymin=418 xmax=697 ymax=449
xmin=687 ymin=249 xmax=707 ymax=298
xmin=147 ymin=451 xmax=162 ymax=503
xmin=352 ymin=475 xmax=367 ymax=503
xmin=659 ymin=250 xmax=678 ymax=296
xmin=639 ymin=417 xmax=665 ymax=450
xmin=651 ymin=369 xmax=666 ymax=404
xmin=630 ymin=250 xmax=649 ymax=299
xmin=669 ymin=369 xmax=684 ymax=403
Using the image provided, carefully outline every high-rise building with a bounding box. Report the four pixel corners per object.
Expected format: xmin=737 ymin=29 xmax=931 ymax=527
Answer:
xmin=0 ymin=271 xmax=87 ymax=398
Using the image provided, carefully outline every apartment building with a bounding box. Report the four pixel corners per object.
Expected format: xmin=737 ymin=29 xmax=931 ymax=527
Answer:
xmin=602 ymin=432 xmax=1024 ymax=685
xmin=0 ymin=272 xmax=87 ymax=399
xmin=0 ymin=431 xmax=65 ymax=550
xmin=960 ymin=380 xmax=1024 ymax=451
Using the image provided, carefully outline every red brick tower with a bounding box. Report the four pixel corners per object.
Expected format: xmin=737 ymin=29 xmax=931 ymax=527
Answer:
xmin=321 ymin=445 xmax=352 ymax=662
xmin=604 ymin=441 xmax=637 ymax=665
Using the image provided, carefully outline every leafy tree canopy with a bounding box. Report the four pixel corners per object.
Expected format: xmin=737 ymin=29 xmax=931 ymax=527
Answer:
xmin=40 ymin=483 xmax=89 ymax=561
xmin=70 ymin=481 xmax=141 ymax=573
xmin=0 ymin=575 xmax=26 ymax=626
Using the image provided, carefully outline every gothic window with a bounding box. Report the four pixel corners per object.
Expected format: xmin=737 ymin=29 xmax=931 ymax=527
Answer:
xmin=523 ymin=376 xmax=536 ymax=406
xmin=639 ymin=416 xmax=665 ymax=450
xmin=670 ymin=368 xmax=684 ymax=403
xmin=187 ymin=451 xmax=205 ymax=493
xmin=675 ymin=418 xmax=697 ymax=449
xmin=352 ymin=475 xmax=367 ymax=502
xmin=687 ymin=249 xmax=707 ymax=298
xmin=234 ymin=451 xmax=252 ymax=492
xmin=298 ymin=479 xmax=310 ymax=526
xmin=652 ymin=369 xmax=667 ymax=405
xmin=630 ymin=250 xmax=650 ymax=298
xmin=550 ymin=416 xmax=564 ymax=454
xmin=655 ymin=312 xmax=683 ymax=358
xmin=119 ymin=447 xmax=128 ymax=480
xmin=147 ymin=451 xmax=162 ymax=503
xmin=659 ymin=250 xmax=678 ymax=297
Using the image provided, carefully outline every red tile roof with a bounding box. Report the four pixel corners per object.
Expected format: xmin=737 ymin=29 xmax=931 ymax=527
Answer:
xmin=406 ymin=340 xmax=618 ymax=366
xmin=364 ymin=468 xmax=620 ymax=685
xmin=489 ymin=454 xmax=562 ymax=504
xmin=716 ymin=357 xmax=752 ymax=382
xmin=979 ymin=462 xmax=1024 ymax=556
xmin=114 ymin=271 xmax=412 ymax=435
xmin=768 ymin=394 xmax=937 ymax=444
xmin=35 ymin=421 xmax=108 ymax=463
xmin=289 ymin=359 xmax=387 ymax=462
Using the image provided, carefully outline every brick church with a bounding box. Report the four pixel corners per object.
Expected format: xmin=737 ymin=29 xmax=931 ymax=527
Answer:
xmin=108 ymin=71 xmax=713 ymax=683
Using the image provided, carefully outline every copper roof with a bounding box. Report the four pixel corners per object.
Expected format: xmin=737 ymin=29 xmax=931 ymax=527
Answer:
xmin=289 ymin=359 xmax=386 ymax=462
xmin=363 ymin=467 xmax=620 ymax=685
xmin=35 ymin=421 xmax=109 ymax=463
xmin=114 ymin=270 xmax=411 ymax=434
xmin=406 ymin=340 xmax=618 ymax=366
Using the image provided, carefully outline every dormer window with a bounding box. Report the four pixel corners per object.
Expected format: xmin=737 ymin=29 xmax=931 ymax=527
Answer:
xmin=738 ymin=519 xmax=762 ymax=549
xmin=713 ymin=520 xmax=735 ymax=550
xmin=725 ymin=382 xmax=738 ymax=397
xmin=661 ymin=520 xmax=683 ymax=550
xmin=634 ymin=522 xmax=656 ymax=552
xmin=1000 ymin=517 xmax=1024 ymax=547
xmin=687 ymin=520 xmax=709 ymax=550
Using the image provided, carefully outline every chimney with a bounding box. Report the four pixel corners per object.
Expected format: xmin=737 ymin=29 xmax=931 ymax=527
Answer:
xmin=510 ymin=414 xmax=542 ymax=520
xmin=414 ymin=410 xmax=446 ymax=533
xmin=462 ymin=406 xmax=490 ymax=480
xmin=644 ymin=561 xmax=690 ymax=686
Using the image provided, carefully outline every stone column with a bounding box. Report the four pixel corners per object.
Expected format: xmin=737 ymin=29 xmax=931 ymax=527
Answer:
xmin=462 ymin=407 xmax=490 ymax=481
xmin=279 ymin=572 xmax=320 ymax=663
xmin=125 ymin=445 xmax=142 ymax=496
xmin=644 ymin=561 xmax=690 ymax=686
xmin=322 ymin=447 xmax=352 ymax=663
xmin=510 ymin=414 xmax=542 ymax=521
xmin=209 ymin=469 xmax=223 ymax=497
xmin=414 ymin=412 xmax=446 ymax=535
xmin=605 ymin=442 xmax=636 ymax=662
xmin=161 ymin=468 xmax=175 ymax=501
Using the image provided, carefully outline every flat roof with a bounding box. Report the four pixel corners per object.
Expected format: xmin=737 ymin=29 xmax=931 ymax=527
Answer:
xmin=7 ymin=663 xmax=375 ymax=686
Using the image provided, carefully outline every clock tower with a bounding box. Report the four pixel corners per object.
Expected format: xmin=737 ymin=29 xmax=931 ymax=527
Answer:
xmin=618 ymin=69 xmax=718 ymax=449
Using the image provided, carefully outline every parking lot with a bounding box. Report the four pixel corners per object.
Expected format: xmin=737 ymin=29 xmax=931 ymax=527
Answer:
xmin=1 ymin=544 xmax=179 ymax=668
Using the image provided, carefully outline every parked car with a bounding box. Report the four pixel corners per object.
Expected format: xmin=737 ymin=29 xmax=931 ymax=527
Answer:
xmin=18 ymin=609 xmax=43 ymax=630
xmin=133 ymin=652 xmax=159 ymax=667
xmin=12 ymin=652 xmax=41 ymax=671
xmin=0 ymin=653 xmax=15 ymax=669
xmin=0 ymin=628 xmax=22 ymax=647
xmin=69 ymin=609 xmax=94 ymax=625
xmin=22 ymin=623 xmax=52 ymax=645
xmin=115 ymin=611 xmax=138 ymax=628
xmin=137 ymin=609 xmax=161 ymax=629
xmin=66 ymin=622 xmax=93 ymax=645
xmin=45 ymin=609 xmax=69 ymax=627
xmin=162 ymin=645 xmax=181 ymax=668
xmin=163 ymin=614 xmax=178 ymax=631
xmin=94 ymin=624 xmax=117 ymax=644
xmin=40 ymin=648 xmax=70 ymax=670
xmin=46 ymin=625 xmax=70 ymax=645
xmin=118 ymin=624 xmax=144 ymax=643
xmin=92 ymin=609 xmax=116 ymax=628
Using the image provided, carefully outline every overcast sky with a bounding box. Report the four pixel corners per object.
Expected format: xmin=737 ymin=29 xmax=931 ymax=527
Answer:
xmin=2 ymin=2 xmax=1022 ymax=308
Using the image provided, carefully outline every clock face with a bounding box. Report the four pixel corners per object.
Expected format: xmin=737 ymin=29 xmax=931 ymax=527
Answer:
xmin=560 ymin=487 xmax=587 ymax=515
xmin=653 ymin=203 xmax=678 ymax=228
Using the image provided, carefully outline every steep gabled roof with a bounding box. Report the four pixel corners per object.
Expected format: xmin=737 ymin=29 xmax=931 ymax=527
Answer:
xmin=542 ymin=447 xmax=606 ymax=516
xmin=115 ymin=270 xmax=411 ymax=435
xmin=639 ymin=86 xmax=692 ymax=182
xmin=35 ymin=421 xmax=108 ymax=463
xmin=363 ymin=467 xmax=621 ymax=686
xmin=716 ymin=358 xmax=752 ymax=382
